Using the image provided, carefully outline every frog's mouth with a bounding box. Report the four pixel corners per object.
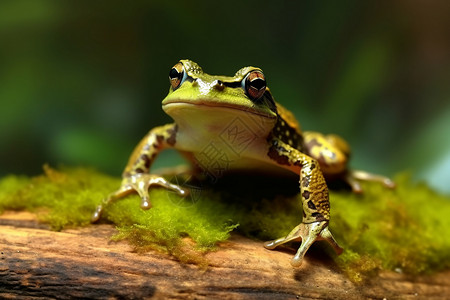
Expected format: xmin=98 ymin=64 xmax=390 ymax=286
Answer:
xmin=163 ymin=99 xmax=277 ymax=145
xmin=162 ymin=99 xmax=276 ymax=120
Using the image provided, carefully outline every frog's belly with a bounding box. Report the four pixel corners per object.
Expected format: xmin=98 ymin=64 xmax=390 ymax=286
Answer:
xmin=178 ymin=149 xmax=296 ymax=179
xmin=222 ymin=156 xmax=297 ymax=178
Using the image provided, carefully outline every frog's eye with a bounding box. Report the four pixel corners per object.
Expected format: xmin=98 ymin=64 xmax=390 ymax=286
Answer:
xmin=244 ymin=70 xmax=266 ymax=100
xmin=169 ymin=62 xmax=186 ymax=90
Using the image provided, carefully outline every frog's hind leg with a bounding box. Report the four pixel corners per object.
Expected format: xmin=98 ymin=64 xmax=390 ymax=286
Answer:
xmin=345 ymin=170 xmax=396 ymax=193
xmin=303 ymin=132 xmax=349 ymax=177
xmin=303 ymin=131 xmax=395 ymax=193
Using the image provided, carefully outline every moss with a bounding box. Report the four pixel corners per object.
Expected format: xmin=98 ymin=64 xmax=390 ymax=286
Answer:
xmin=330 ymin=173 xmax=450 ymax=281
xmin=105 ymin=190 xmax=238 ymax=265
xmin=1 ymin=166 xmax=450 ymax=281
xmin=0 ymin=175 xmax=31 ymax=213
xmin=0 ymin=165 xmax=119 ymax=230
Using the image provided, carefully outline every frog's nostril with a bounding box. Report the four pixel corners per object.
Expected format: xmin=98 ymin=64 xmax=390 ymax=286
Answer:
xmin=214 ymin=80 xmax=225 ymax=91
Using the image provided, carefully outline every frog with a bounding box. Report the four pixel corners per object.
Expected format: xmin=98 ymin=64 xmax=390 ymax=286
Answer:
xmin=92 ymin=59 xmax=395 ymax=267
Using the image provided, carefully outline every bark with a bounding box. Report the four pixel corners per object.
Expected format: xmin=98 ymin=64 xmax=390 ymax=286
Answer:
xmin=1 ymin=211 xmax=449 ymax=299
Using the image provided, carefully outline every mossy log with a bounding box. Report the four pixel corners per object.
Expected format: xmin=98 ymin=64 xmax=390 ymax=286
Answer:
xmin=1 ymin=211 xmax=449 ymax=299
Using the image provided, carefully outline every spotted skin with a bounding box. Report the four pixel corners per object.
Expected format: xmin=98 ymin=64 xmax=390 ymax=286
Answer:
xmin=302 ymin=131 xmax=348 ymax=175
xmin=301 ymin=131 xmax=395 ymax=191
xmin=92 ymin=59 xmax=395 ymax=267
xmin=264 ymin=119 xmax=343 ymax=266
xmin=267 ymin=135 xmax=329 ymax=223
xmin=264 ymin=114 xmax=393 ymax=266
xmin=124 ymin=124 xmax=178 ymax=177
xmin=271 ymin=118 xmax=304 ymax=151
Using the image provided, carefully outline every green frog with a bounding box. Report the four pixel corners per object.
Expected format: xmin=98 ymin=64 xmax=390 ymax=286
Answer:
xmin=92 ymin=60 xmax=395 ymax=267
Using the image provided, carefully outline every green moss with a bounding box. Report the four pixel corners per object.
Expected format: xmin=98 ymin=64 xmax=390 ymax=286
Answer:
xmin=0 ymin=165 xmax=119 ymax=230
xmin=0 ymin=175 xmax=31 ymax=213
xmin=105 ymin=190 xmax=238 ymax=265
xmin=1 ymin=166 xmax=450 ymax=281
xmin=330 ymin=173 xmax=450 ymax=281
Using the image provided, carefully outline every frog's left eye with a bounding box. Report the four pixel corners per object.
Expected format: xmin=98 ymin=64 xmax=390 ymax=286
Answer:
xmin=169 ymin=62 xmax=186 ymax=90
xmin=244 ymin=70 xmax=266 ymax=100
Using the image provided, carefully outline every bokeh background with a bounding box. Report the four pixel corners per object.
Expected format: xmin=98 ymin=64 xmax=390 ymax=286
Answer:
xmin=1 ymin=1 xmax=449 ymax=193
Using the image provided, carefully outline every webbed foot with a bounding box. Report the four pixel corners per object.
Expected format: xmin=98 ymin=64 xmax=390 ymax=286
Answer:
xmin=264 ymin=221 xmax=343 ymax=267
xmin=344 ymin=170 xmax=395 ymax=193
xmin=91 ymin=174 xmax=188 ymax=222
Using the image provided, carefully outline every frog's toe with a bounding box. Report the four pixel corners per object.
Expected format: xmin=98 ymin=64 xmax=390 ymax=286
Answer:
xmin=132 ymin=180 xmax=152 ymax=209
xmin=345 ymin=170 xmax=395 ymax=193
xmin=319 ymin=225 xmax=344 ymax=255
xmin=91 ymin=186 xmax=135 ymax=222
xmin=130 ymin=174 xmax=189 ymax=209
xmin=264 ymin=223 xmax=303 ymax=250
xmin=140 ymin=196 xmax=151 ymax=209
xmin=381 ymin=178 xmax=396 ymax=189
xmin=146 ymin=175 xmax=189 ymax=196
xmin=91 ymin=204 xmax=104 ymax=223
xmin=344 ymin=174 xmax=363 ymax=193
xmin=264 ymin=221 xmax=343 ymax=267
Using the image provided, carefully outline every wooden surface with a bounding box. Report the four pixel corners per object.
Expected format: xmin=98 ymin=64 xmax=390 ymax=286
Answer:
xmin=1 ymin=211 xmax=449 ymax=299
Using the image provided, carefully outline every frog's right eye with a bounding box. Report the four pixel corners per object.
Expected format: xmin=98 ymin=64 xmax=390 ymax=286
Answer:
xmin=169 ymin=62 xmax=186 ymax=90
xmin=243 ymin=70 xmax=266 ymax=100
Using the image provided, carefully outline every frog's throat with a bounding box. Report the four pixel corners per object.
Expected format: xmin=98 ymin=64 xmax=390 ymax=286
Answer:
xmin=162 ymin=100 xmax=276 ymax=120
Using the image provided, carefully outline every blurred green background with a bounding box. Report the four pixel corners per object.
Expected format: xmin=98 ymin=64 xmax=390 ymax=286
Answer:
xmin=1 ymin=1 xmax=449 ymax=193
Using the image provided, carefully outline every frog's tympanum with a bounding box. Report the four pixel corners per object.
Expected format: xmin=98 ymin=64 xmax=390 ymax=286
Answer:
xmin=92 ymin=60 xmax=395 ymax=267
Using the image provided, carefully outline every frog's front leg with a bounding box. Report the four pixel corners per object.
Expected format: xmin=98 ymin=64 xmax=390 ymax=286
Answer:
xmin=92 ymin=123 xmax=188 ymax=222
xmin=264 ymin=139 xmax=343 ymax=267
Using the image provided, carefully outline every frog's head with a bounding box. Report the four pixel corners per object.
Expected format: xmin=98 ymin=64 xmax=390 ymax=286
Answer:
xmin=162 ymin=60 xmax=278 ymax=125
